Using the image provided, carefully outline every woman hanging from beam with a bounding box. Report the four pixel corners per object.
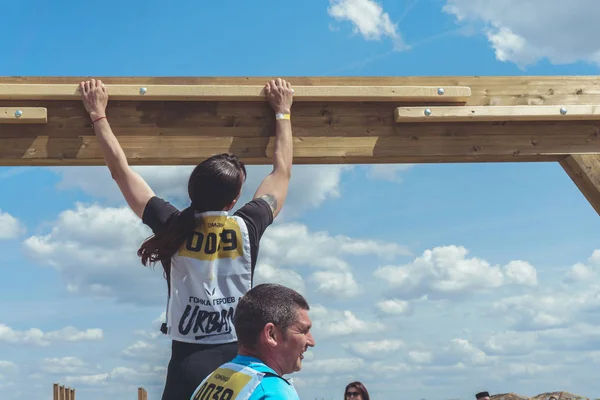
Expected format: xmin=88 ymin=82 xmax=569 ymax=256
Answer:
xmin=79 ymin=77 xmax=294 ymax=400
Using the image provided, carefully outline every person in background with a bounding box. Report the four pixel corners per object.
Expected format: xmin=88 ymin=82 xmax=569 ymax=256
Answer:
xmin=344 ymin=381 xmax=370 ymax=400
xmin=476 ymin=391 xmax=491 ymax=400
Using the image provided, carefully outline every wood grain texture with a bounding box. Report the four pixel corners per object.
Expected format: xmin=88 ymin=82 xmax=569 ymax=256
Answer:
xmin=0 ymin=84 xmax=471 ymax=102
xmin=395 ymin=105 xmax=600 ymax=122
xmin=0 ymin=76 xmax=600 ymax=165
xmin=560 ymin=154 xmax=600 ymax=215
xmin=0 ymin=107 xmax=47 ymax=124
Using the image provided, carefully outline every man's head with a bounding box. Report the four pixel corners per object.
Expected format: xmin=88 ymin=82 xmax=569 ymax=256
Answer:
xmin=476 ymin=392 xmax=490 ymax=400
xmin=234 ymin=283 xmax=315 ymax=375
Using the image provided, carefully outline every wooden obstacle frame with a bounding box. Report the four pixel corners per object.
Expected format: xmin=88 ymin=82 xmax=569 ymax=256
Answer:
xmin=1 ymin=76 xmax=600 ymax=215
xmin=52 ymin=383 xmax=148 ymax=399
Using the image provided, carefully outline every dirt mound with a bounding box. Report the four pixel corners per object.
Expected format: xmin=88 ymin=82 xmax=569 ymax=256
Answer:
xmin=531 ymin=392 xmax=589 ymax=400
xmin=491 ymin=393 xmax=529 ymax=400
xmin=490 ymin=392 xmax=589 ymax=400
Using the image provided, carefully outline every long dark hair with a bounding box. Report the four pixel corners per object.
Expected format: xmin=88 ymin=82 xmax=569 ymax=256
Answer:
xmin=137 ymin=153 xmax=246 ymax=268
xmin=344 ymin=382 xmax=370 ymax=400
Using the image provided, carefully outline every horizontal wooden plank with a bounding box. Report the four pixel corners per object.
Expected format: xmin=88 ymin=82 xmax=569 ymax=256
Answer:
xmin=395 ymin=105 xmax=600 ymax=123
xmin=0 ymin=84 xmax=471 ymax=103
xmin=0 ymin=135 xmax=586 ymax=166
xmin=0 ymin=76 xmax=599 ymax=166
xmin=0 ymin=107 xmax=47 ymax=124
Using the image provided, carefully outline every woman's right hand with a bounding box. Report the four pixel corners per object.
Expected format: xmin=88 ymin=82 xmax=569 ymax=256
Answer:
xmin=80 ymin=79 xmax=109 ymax=120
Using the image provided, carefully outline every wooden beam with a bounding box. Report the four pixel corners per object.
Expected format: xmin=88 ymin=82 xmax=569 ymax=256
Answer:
xmin=0 ymin=76 xmax=600 ymax=166
xmin=0 ymin=84 xmax=472 ymax=102
xmin=0 ymin=136 xmax=567 ymax=166
xmin=560 ymin=154 xmax=600 ymax=215
xmin=395 ymin=105 xmax=600 ymax=123
xmin=0 ymin=107 xmax=47 ymax=123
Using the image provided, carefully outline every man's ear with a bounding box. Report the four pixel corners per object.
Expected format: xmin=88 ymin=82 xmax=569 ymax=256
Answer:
xmin=262 ymin=323 xmax=279 ymax=347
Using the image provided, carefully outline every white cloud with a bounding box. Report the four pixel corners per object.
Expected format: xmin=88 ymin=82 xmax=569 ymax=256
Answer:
xmin=39 ymin=357 xmax=90 ymax=374
xmin=22 ymin=203 xmax=164 ymax=305
xmin=64 ymin=373 xmax=110 ymax=387
xmin=51 ymin=164 xmax=347 ymax=219
xmin=309 ymin=271 xmax=361 ymax=298
xmin=301 ymin=357 xmax=366 ymax=375
xmin=375 ymin=299 xmax=412 ymax=315
xmin=22 ymin=199 xmax=406 ymax=305
xmin=0 ymin=324 xmax=102 ymax=346
xmin=0 ymin=360 xmax=17 ymax=373
xmin=366 ymin=164 xmax=413 ymax=183
xmin=404 ymin=338 xmax=492 ymax=368
xmin=53 ymin=166 xmax=192 ymax=204
xmin=344 ymin=339 xmax=404 ymax=360
xmin=408 ymin=350 xmax=433 ymax=364
xmin=260 ymin=222 xmax=410 ymax=272
xmin=443 ymin=0 xmax=600 ymax=67
xmin=253 ymin=263 xmax=306 ymax=295
xmin=0 ymin=210 xmax=25 ymax=239
xmin=374 ymin=245 xmax=537 ymax=299
xmin=502 ymin=260 xmax=537 ymax=286
xmin=328 ymin=0 xmax=406 ymax=49
xmin=33 ymin=163 xmax=356 ymax=307
xmin=0 ymin=360 xmax=18 ymax=388
xmin=310 ymin=305 xmax=385 ymax=338
xmin=64 ymin=364 xmax=166 ymax=389
xmin=122 ymin=341 xmax=157 ymax=358
xmin=439 ymin=338 xmax=491 ymax=366
xmin=490 ymin=285 xmax=600 ymax=331
xmin=484 ymin=330 xmax=539 ymax=356
xmin=564 ymin=250 xmax=600 ymax=283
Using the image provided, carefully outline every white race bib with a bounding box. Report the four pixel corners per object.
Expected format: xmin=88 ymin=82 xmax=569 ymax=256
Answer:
xmin=191 ymin=362 xmax=265 ymax=400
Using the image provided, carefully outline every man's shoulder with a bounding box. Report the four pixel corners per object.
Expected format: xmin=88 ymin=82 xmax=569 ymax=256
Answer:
xmin=255 ymin=375 xmax=298 ymax=399
xmin=230 ymin=356 xmax=298 ymax=400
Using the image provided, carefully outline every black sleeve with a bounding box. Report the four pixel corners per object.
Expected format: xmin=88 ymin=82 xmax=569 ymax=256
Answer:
xmin=142 ymin=196 xmax=180 ymax=233
xmin=234 ymin=198 xmax=274 ymax=272
xmin=235 ymin=198 xmax=274 ymax=241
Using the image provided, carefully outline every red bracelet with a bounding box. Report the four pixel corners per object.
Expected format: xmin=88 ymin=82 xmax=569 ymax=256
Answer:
xmin=92 ymin=116 xmax=107 ymax=124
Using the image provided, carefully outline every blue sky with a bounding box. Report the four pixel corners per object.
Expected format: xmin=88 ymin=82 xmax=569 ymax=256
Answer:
xmin=2 ymin=0 xmax=600 ymax=399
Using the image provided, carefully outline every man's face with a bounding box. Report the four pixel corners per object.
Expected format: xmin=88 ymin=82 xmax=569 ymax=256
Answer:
xmin=278 ymin=308 xmax=315 ymax=375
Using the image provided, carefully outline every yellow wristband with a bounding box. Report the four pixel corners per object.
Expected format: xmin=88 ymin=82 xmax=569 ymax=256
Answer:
xmin=275 ymin=113 xmax=291 ymax=120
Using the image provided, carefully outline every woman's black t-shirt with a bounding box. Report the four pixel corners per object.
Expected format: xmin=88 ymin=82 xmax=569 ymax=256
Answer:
xmin=141 ymin=196 xmax=274 ymax=339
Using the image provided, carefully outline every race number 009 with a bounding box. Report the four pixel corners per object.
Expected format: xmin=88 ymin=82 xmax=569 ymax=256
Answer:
xmin=185 ymin=229 xmax=238 ymax=255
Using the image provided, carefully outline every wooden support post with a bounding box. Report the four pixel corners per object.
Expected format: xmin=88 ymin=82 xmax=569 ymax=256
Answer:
xmin=53 ymin=383 xmax=75 ymax=400
xmin=138 ymin=387 xmax=148 ymax=400
xmin=560 ymin=154 xmax=600 ymax=215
